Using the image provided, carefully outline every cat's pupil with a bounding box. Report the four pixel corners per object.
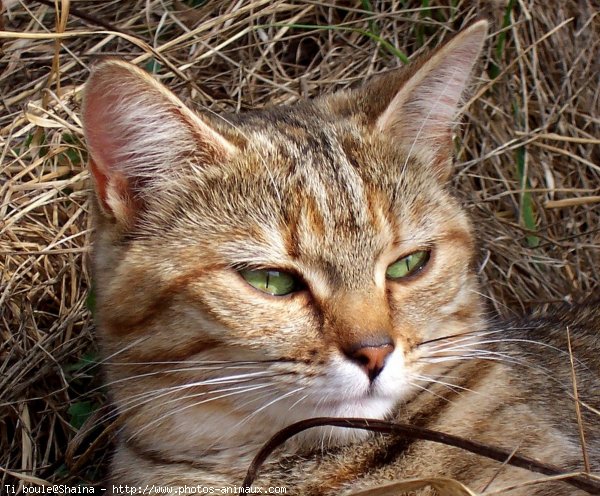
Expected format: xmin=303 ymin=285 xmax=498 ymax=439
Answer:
xmin=240 ymin=269 xmax=297 ymax=296
xmin=385 ymin=250 xmax=430 ymax=280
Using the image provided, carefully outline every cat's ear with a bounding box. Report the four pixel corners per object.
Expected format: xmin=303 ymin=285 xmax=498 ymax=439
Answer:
xmin=366 ymin=21 xmax=488 ymax=178
xmin=82 ymin=59 xmax=236 ymax=227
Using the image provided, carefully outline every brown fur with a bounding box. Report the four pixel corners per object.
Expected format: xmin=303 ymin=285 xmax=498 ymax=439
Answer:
xmin=82 ymin=21 xmax=599 ymax=495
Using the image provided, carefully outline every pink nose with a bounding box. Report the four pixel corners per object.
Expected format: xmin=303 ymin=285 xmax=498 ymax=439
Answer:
xmin=344 ymin=342 xmax=394 ymax=381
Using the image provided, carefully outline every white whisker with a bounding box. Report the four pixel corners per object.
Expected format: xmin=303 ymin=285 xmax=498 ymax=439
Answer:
xmin=289 ymin=393 xmax=309 ymax=411
xmin=408 ymin=381 xmax=458 ymax=405
xmin=411 ymin=373 xmax=480 ymax=396
xmin=97 ymin=371 xmax=282 ymax=425
xmin=98 ymin=367 xmax=274 ymax=392
xmin=127 ymin=383 xmax=274 ymax=442
xmin=137 ymin=383 xmax=275 ymax=419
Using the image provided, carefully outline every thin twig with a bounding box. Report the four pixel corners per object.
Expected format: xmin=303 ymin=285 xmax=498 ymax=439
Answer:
xmin=566 ymin=326 xmax=591 ymax=474
xmin=242 ymin=417 xmax=600 ymax=493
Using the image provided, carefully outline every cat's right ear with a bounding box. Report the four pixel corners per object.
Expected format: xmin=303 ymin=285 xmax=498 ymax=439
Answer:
xmin=82 ymin=59 xmax=236 ymax=227
xmin=351 ymin=20 xmax=488 ymax=180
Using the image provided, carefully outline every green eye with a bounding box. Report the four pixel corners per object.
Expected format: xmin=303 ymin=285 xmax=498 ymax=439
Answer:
xmin=240 ymin=269 xmax=299 ymax=296
xmin=386 ymin=250 xmax=430 ymax=280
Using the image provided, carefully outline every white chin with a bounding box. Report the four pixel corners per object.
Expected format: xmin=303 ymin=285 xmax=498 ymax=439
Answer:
xmin=321 ymin=396 xmax=398 ymax=421
xmin=278 ymin=349 xmax=413 ymax=448
xmin=281 ymin=396 xmax=398 ymax=448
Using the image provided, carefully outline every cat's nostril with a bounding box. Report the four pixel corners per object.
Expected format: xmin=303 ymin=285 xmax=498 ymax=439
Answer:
xmin=344 ymin=342 xmax=394 ymax=381
xmin=355 ymin=353 xmax=371 ymax=366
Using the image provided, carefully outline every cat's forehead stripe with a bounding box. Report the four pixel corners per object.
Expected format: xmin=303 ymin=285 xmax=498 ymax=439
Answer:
xmin=246 ymin=118 xmax=371 ymax=228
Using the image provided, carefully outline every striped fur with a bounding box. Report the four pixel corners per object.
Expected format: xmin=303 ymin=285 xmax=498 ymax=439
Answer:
xmin=83 ymin=21 xmax=599 ymax=495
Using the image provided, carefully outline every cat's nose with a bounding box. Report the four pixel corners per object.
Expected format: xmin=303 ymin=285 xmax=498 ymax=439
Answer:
xmin=344 ymin=341 xmax=394 ymax=381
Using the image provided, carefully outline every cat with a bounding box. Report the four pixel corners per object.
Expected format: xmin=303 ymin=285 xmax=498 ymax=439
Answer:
xmin=82 ymin=20 xmax=600 ymax=495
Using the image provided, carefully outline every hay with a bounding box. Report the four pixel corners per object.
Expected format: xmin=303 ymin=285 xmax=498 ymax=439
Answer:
xmin=0 ymin=0 xmax=598 ymax=490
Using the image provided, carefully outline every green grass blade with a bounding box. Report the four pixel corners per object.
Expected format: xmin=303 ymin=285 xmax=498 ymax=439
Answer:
xmin=515 ymin=146 xmax=540 ymax=248
xmin=360 ymin=0 xmax=380 ymax=36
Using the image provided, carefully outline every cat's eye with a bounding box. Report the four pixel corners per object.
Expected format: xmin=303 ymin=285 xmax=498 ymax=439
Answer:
xmin=386 ymin=250 xmax=430 ymax=280
xmin=240 ymin=269 xmax=299 ymax=296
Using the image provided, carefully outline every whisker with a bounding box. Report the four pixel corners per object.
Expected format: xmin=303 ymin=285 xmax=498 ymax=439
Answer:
xmin=420 ymin=327 xmax=539 ymax=349
xmin=289 ymin=393 xmax=309 ymax=411
xmin=462 ymin=338 xmax=573 ymax=358
xmin=419 ymin=328 xmax=507 ymax=348
xmin=97 ymin=372 xmax=284 ymax=425
xmin=468 ymin=289 xmax=517 ymax=315
xmin=239 ymin=386 xmax=306 ymax=425
xmin=136 ymin=382 xmax=276 ymax=420
xmin=127 ymin=384 xmax=274 ymax=442
xmin=226 ymin=388 xmax=283 ymax=416
xmin=73 ymin=336 xmax=151 ymax=376
xmin=98 ymin=368 xmax=274 ymax=392
xmin=104 ymin=359 xmax=281 ymax=367
xmin=419 ymin=353 xmax=571 ymax=390
xmin=203 ymin=386 xmax=307 ymax=453
xmin=420 ymin=351 xmax=537 ymax=370
xmin=432 ymin=337 xmax=590 ymax=370
xmin=75 ymin=355 xmax=285 ymax=384
xmin=408 ymin=381 xmax=459 ymax=405
xmin=418 ymin=352 xmax=599 ymax=418
xmin=411 ymin=373 xmax=481 ymax=396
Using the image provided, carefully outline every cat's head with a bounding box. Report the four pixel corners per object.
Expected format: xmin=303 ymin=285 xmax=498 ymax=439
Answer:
xmin=83 ymin=22 xmax=487 ymax=451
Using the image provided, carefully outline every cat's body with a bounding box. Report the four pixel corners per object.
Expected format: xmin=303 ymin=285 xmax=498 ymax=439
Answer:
xmin=82 ymin=21 xmax=600 ymax=495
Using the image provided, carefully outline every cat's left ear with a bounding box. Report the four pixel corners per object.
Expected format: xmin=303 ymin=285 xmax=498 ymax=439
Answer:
xmin=366 ymin=21 xmax=488 ymax=179
xmin=82 ymin=59 xmax=237 ymax=227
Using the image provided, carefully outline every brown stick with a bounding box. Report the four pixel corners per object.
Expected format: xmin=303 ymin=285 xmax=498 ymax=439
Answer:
xmin=242 ymin=417 xmax=600 ymax=494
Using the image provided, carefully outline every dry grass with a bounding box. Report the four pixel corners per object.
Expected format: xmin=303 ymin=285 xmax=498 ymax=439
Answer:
xmin=0 ymin=0 xmax=598 ymax=491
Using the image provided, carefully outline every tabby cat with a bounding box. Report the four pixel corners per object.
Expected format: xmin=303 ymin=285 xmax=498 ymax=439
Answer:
xmin=82 ymin=21 xmax=600 ymax=495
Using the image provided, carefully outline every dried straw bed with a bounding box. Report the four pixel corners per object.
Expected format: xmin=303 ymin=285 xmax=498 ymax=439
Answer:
xmin=0 ymin=0 xmax=598 ymax=491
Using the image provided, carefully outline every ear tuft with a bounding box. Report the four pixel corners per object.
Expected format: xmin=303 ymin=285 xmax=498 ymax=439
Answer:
xmin=375 ymin=20 xmax=488 ymax=178
xmin=82 ymin=59 xmax=236 ymax=226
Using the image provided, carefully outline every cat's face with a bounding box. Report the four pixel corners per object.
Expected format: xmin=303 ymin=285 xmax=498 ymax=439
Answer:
xmin=84 ymin=22 xmax=487 ymax=450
